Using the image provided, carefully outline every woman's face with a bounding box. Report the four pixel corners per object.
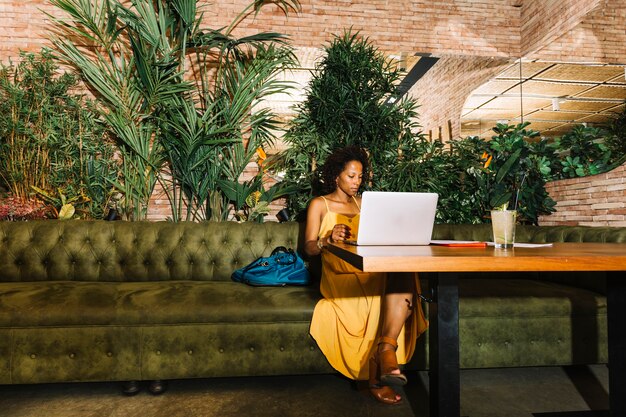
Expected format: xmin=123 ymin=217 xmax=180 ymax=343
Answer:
xmin=335 ymin=160 xmax=363 ymax=196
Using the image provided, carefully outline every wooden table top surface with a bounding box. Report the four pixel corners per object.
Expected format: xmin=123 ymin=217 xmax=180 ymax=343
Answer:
xmin=327 ymin=242 xmax=626 ymax=273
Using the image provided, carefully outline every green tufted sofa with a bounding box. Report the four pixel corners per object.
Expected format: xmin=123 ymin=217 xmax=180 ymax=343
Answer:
xmin=0 ymin=220 xmax=624 ymax=385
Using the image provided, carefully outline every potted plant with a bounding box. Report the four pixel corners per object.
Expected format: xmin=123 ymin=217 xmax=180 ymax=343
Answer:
xmin=473 ymin=122 xmax=556 ymax=225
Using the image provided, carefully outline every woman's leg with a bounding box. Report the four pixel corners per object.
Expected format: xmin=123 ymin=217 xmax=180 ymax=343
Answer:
xmin=369 ymin=272 xmax=416 ymax=403
xmin=381 ymin=272 xmax=415 ymax=346
xmin=379 ymin=272 xmax=415 ymax=378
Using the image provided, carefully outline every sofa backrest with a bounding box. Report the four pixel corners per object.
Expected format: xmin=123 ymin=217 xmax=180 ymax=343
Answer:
xmin=0 ymin=220 xmax=303 ymax=283
xmin=1 ymin=220 xmax=623 ymax=286
xmin=432 ymin=224 xmax=626 ymax=244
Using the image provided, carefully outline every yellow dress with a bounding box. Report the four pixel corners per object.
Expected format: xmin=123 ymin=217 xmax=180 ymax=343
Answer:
xmin=309 ymin=197 xmax=428 ymax=381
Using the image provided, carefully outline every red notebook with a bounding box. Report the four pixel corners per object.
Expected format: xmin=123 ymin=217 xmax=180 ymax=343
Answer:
xmin=430 ymin=240 xmax=487 ymax=248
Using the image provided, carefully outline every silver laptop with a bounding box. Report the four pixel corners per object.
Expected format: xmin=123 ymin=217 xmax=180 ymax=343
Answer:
xmin=346 ymin=191 xmax=438 ymax=246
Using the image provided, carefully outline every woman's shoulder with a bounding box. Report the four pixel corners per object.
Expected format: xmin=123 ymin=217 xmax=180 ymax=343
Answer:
xmin=309 ymin=196 xmax=325 ymax=205
xmin=307 ymin=196 xmax=326 ymax=211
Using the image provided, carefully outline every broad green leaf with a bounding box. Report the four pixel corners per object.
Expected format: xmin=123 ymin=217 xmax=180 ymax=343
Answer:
xmin=59 ymin=204 xmax=76 ymax=220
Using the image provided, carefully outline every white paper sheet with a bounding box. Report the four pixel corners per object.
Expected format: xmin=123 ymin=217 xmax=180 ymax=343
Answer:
xmin=486 ymin=242 xmax=554 ymax=248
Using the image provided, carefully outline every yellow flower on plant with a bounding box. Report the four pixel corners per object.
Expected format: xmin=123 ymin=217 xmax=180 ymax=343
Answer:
xmin=256 ymin=147 xmax=267 ymax=168
xmin=482 ymin=152 xmax=493 ymax=169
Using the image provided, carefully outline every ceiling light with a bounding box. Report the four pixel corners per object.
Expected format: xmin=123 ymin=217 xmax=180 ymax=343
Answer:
xmin=552 ymin=98 xmax=560 ymax=111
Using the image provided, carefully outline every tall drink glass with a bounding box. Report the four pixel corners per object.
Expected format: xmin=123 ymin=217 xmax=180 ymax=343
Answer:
xmin=490 ymin=210 xmax=516 ymax=249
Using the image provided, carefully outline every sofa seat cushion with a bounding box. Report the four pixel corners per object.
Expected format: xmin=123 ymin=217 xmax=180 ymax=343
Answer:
xmin=0 ymin=281 xmax=321 ymax=327
xmin=459 ymin=278 xmax=606 ymax=317
xmin=456 ymin=278 xmax=607 ymax=367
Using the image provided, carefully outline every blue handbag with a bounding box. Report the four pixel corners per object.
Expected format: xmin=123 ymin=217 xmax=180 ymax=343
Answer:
xmin=231 ymin=246 xmax=311 ymax=286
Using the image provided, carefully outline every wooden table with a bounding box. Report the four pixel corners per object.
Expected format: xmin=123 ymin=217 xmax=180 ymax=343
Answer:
xmin=327 ymin=242 xmax=626 ymax=417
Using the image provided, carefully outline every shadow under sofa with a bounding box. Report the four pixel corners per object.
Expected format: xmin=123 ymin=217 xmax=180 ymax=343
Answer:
xmin=0 ymin=220 xmax=622 ymax=385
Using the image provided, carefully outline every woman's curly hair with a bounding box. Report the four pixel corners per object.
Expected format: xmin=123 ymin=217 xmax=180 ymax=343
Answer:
xmin=318 ymin=146 xmax=370 ymax=195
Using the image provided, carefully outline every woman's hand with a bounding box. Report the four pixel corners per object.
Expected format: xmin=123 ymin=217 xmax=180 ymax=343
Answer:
xmin=329 ymin=223 xmax=352 ymax=242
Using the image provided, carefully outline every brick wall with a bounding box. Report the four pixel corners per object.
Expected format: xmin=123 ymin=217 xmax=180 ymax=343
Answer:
xmin=410 ymin=55 xmax=511 ymax=140
xmin=0 ymin=0 xmax=523 ymax=62
xmin=521 ymin=0 xmax=600 ymax=56
xmin=539 ymin=161 xmax=626 ymax=227
xmin=529 ymin=0 xmax=626 ymax=63
xmin=200 ymin=0 xmax=524 ymax=56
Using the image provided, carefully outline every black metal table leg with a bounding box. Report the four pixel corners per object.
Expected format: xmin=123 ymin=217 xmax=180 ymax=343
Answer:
xmin=429 ymin=272 xmax=461 ymax=417
xmin=607 ymin=272 xmax=626 ymax=417
xmin=535 ymin=272 xmax=625 ymax=417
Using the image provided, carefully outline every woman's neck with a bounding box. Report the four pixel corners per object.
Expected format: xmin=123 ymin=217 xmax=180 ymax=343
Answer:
xmin=327 ymin=190 xmax=354 ymax=204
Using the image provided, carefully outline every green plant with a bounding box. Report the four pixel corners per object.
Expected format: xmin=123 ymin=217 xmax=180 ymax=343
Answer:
xmin=387 ymin=135 xmax=484 ymax=224
xmin=471 ymin=122 xmax=556 ymax=224
xmin=0 ymin=49 xmax=119 ymax=219
xmin=603 ymin=105 xmax=626 ymax=166
xmin=165 ymin=39 xmax=298 ymax=222
xmin=50 ymin=0 xmax=299 ymax=222
xmin=218 ymin=175 xmax=297 ymax=223
xmin=277 ymin=29 xmax=422 ymax=219
xmin=31 ymin=186 xmax=85 ymax=220
xmin=553 ymin=124 xmax=611 ymax=178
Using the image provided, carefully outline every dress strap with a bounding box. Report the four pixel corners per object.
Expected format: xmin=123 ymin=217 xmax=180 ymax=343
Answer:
xmin=321 ymin=196 xmax=330 ymax=212
xmin=352 ymin=195 xmax=361 ymax=211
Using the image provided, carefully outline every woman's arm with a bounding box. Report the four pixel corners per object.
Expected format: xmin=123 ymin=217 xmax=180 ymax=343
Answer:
xmin=304 ymin=197 xmax=328 ymax=256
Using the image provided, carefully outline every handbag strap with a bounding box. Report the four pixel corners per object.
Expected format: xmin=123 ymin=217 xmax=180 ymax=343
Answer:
xmin=272 ymin=247 xmax=297 ymax=265
xmin=271 ymin=246 xmax=289 ymax=256
xmin=242 ymin=247 xmax=297 ymax=275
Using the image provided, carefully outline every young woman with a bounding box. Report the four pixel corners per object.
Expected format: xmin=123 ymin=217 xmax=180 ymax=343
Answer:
xmin=305 ymin=146 xmax=428 ymax=405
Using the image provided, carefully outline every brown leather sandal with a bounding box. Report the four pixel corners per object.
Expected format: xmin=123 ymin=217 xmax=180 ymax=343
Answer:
xmin=368 ymin=357 xmax=402 ymax=404
xmin=377 ymin=336 xmax=408 ymax=386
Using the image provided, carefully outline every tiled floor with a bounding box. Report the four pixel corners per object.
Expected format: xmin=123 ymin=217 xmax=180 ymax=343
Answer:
xmin=0 ymin=365 xmax=609 ymax=417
